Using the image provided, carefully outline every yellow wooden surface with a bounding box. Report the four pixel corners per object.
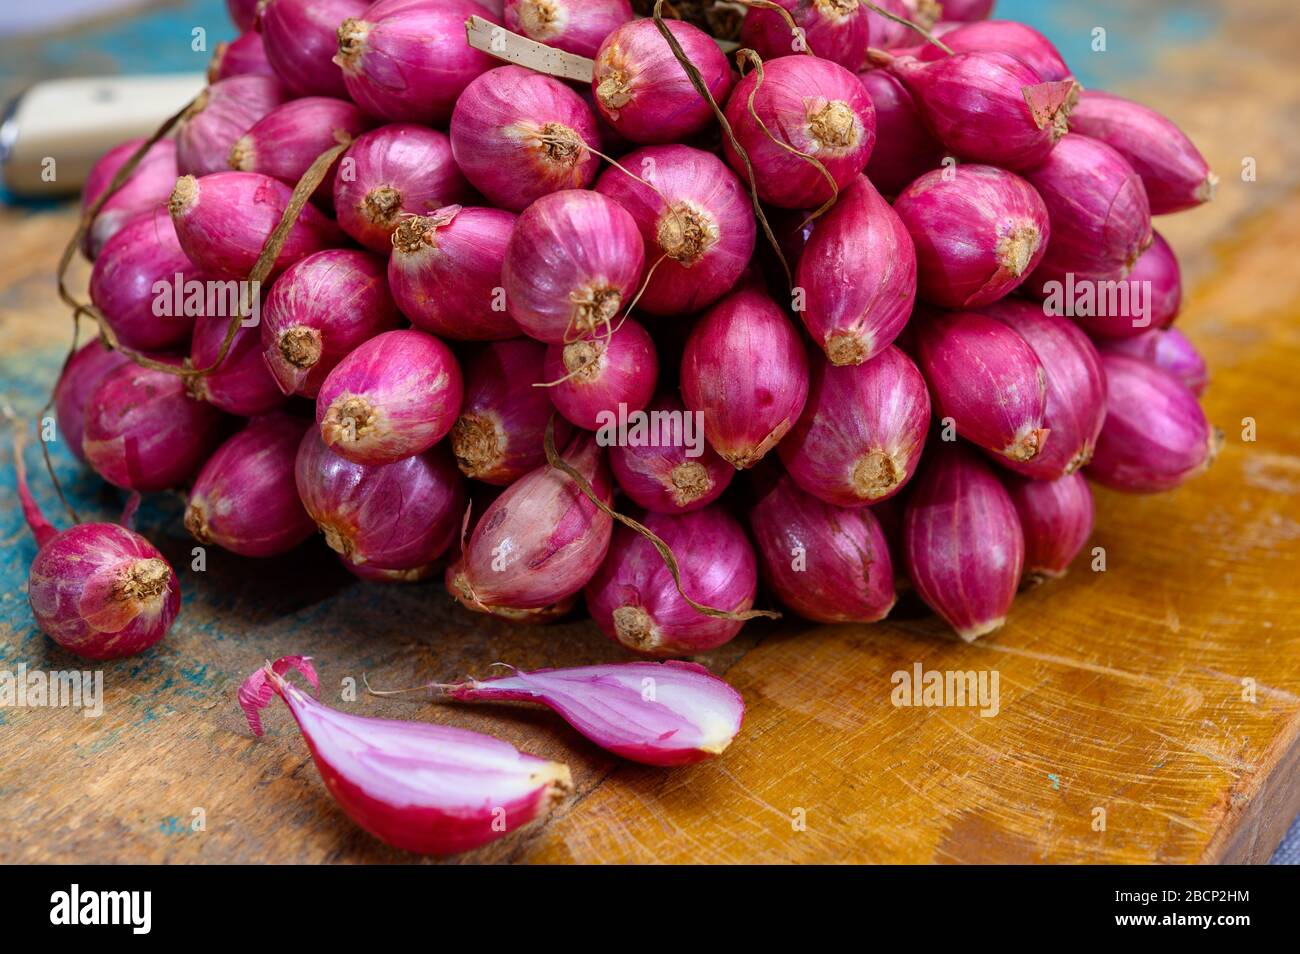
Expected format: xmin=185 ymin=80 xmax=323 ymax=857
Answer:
xmin=1 ymin=1 xmax=1298 ymax=863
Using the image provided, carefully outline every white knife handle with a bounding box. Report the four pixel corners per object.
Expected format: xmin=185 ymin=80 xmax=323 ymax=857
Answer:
xmin=1 ymin=74 xmax=207 ymax=197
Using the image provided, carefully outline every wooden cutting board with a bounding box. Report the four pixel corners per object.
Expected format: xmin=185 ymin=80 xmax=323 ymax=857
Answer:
xmin=1 ymin=0 xmax=1299 ymax=863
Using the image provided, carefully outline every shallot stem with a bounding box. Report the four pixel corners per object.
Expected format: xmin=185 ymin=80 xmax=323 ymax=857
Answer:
xmin=6 ymin=409 xmax=59 ymax=548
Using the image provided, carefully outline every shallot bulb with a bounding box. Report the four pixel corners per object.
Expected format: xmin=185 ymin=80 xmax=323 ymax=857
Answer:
xmin=450 ymin=433 xmax=613 ymax=613
xmin=857 ymin=70 xmax=943 ymax=197
xmin=209 ymin=31 xmax=275 ymax=82
xmin=389 ymin=206 xmax=520 ymax=341
xmin=295 ymin=429 xmax=465 ymax=570
xmin=81 ymin=138 xmax=178 ymax=260
xmin=680 ymin=286 xmax=809 ymax=469
xmin=795 ymin=174 xmax=916 ymax=366
xmin=506 ymin=0 xmax=634 ymax=58
xmin=451 ymin=339 xmax=571 ymax=485
xmin=503 ymin=190 xmax=645 ymax=344
xmin=1065 ymin=231 xmax=1181 ymax=339
xmin=1001 ymin=470 xmax=1094 ymax=583
xmin=1086 ymin=354 xmax=1217 ymax=493
xmin=258 ymin=0 xmax=367 ymax=98
xmin=748 ymin=468 xmax=896 ymax=623
xmin=778 ymin=345 xmax=930 ymax=506
xmin=1069 ymin=90 xmax=1216 ymax=214
xmin=439 ymin=660 xmax=744 ymax=766
xmin=83 ymin=361 xmax=227 ymax=492
xmin=893 ymin=164 xmax=1049 ymax=309
xmin=585 ymin=506 xmax=757 ymax=656
xmin=188 ymin=313 xmax=287 ymax=417
xmin=228 ymin=96 xmax=372 ymax=200
xmin=938 ymin=0 xmax=994 ymax=19
xmin=740 ymin=0 xmax=871 ymax=70
xmin=175 ymin=75 xmax=287 ymax=179
xmin=595 ymin=145 xmax=755 ymax=316
xmin=316 ymin=329 xmax=463 ymax=466
xmin=866 ymin=0 xmax=938 ymax=48
xmin=89 ymin=207 xmax=199 ymax=351
xmin=240 ymin=656 xmax=571 ymax=855
xmin=910 ymin=309 xmax=1049 ymax=463
xmin=450 ymin=66 xmax=601 ymax=212
xmin=591 ymin=18 xmax=732 ymax=144
xmin=185 ymin=413 xmax=314 ymax=557
xmin=903 ymin=441 xmax=1024 ymax=640
xmin=543 ymin=319 xmax=658 ymax=431
xmin=980 ymin=299 xmax=1107 ymax=479
xmin=54 ymin=340 xmax=130 ymax=463
xmin=608 ymin=392 xmax=734 ymax=514
xmin=1024 ymin=134 xmax=1153 ymax=290
xmin=168 ymin=172 xmax=343 ymax=281
xmin=723 ymin=55 xmax=876 ymax=209
xmin=16 ymin=443 xmax=179 ymax=660
xmin=885 ymin=51 xmax=1075 ymax=171
xmin=1095 ymin=327 xmax=1207 ymax=396
xmin=260 ymin=249 xmax=402 ymax=399
xmin=915 ymin=20 xmax=1075 ymax=88
xmin=226 ymin=0 xmax=259 ymax=30
xmin=335 ymin=0 xmax=495 ymax=125
xmin=333 ymin=125 xmax=472 ymax=254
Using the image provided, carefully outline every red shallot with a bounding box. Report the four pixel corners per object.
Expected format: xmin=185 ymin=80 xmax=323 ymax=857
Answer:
xmin=81 ymin=138 xmax=178 ymax=260
xmin=1001 ymin=470 xmax=1094 ymax=582
xmin=209 ymin=31 xmax=275 ymax=83
xmin=857 ymin=69 xmax=943 ymax=197
xmin=507 ymin=0 xmax=634 ymax=58
xmin=1094 ymin=327 xmax=1206 ymax=396
xmin=228 ymin=96 xmax=372 ymax=200
xmin=543 ymin=318 xmax=658 ymax=431
xmin=740 ymin=0 xmax=872 ymax=71
xmin=226 ymin=0 xmax=258 ymax=31
xmin=608 ymin=392 xmax=734 ymax=514
xmin=1063 ymin=230 xmax=1181 ymax=339
xmin=175 ymin=75 xmax=287 ymax=179
xmin=188 ymin=312 xmax=287 ymax=417
xmin=915 ymin=20 xmax=1075 ymax=88
xmin=258 ymin=0 xmax=366 ymax=98
xmin=54 ymin=341 xmax=130 ymax=463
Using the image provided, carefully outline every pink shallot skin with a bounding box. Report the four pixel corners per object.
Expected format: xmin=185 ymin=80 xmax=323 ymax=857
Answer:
xmin=175 ymin=75 xmax=287 ymax=179
xmin=1068 ymin=90 xmax=1217 ymax=214
xmin=226 ymin=0 xmax=258 ymax=31
xmin=591 ymin=19 xmax=733 ymax=144
xmin=189 ymin=312 xmax=288 ymax=417
xmin=595 ymin=144 xmax=756 ymax=317
xmin=336 ymin=0 xmax=496 ymax=125
xmin=740 ymin=0 xmax=871 ymax=71
xmin=857 ymin=70 xmax=944 ymax=197
xmin=1094 ymin=327 xmax=1207 ymax=396
xmin=240 ymin=657 xmax=571 ymax=856
xmin=209 ymin=31 xmax=274 ymax=82
xmin=795 ymin=175 xmax=916 ymax=367
xmin=450 ymin=66 xmax=602 ymax=212
xmin=748 ymin=468 xmax=896 ymax=625
xmin=507 ymin=0 xmax=634 ymax=59
xmin=902 ymin=441 xmax=1025 ymax=641
xmin=54 ymin=340 xmax=131 ymax=463
xmin=227 ymin=96 xmax=372 ymax=203
xmin=914 ymin=20 xmax=1074 ymax=86
xmin=452 ymin=432 xmax=613 ymax=613
xmin=543 ymin=318 xmax=658 ymax=432
xmin=722 ymin=55 xmax=877 ymax=210
xmin=1067 ymin=231 xmax=1182 ymax=340
xmin=441 ymin=660 xmax=745 ymax=766
xmin=81 ymin=137 xmax=178 ymax=260
xmin=1001 ymin=470 xmax=1094 ymax=583
xmin=892 ymin=164 xmax=1050 ymax=309
xmin=258 ymin=0 xmax=367 ymax=98
xmin=315 ymin=329 xmax=464 ymax=466
xmin=778 ymin=345 xmax=930 ymax=507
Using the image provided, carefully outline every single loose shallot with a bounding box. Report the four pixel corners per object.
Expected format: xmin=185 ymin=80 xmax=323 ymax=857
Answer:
xmin=503 ymin=190 xmax=645 ymax=344
xmin=14 ymin=433 xmax=180 ymax=660
xmin=910 ymin=309 xmax=1049 ymax=464
xmin=857 ymin=70 xmax=944 ymax=197
xmin=1095 ymin=327 xmax=1207 ymax=396
xmin=740 ymin=0 xmax=872 ymax=71
xmin=903 ymin=441 xmax=1024 ymax=640
xmin=239 ymin=656 xmax=571 ymax=855
xmin=450 ymin=66 xmax=601 ymax=212
xmin=175 ymin=75 xmax=287 ymax=179
xmin=258 ymin=0 xmax=366 ymax=98
xmin=778 ymin=345 xmax=929 ymax=507
xmin=54 ymin=340 xmax=130 ymax=463
xmin=893 ymin=164 xmax=1049 ymax=309
xmin=506 ymin=0 xmax=634 ymax=58
xmin=185 ymin=413 xmax=314 ymax=557
xmin=585 ymin=506 xmax=757 ymax=656
xmin=543 ymin=318 xmax=658 ymax=432
xmin=681 ymin=286 xmax=809 ymax=470
xmin=316 ymin=329 xmax=463 ymax=466
xmin=81 ymin=138 xmax=178 ymax=260
xmin=592 ymin=18 xmax=732 ymax=144
xmin=608 ymin=392 xmax=734 ymax=514
xmin=432 ymin=660 xmax=744 ymax=766
xmin=261 ymin=249 xmax=402 ymax=399
xmin=1001 ymin=470 xmax=1094 ymax=583
xmin=723 ymin=55 xmax=877 ymax=210
xmin=748 ymin=467 xmax=896 ymax=624
xmin=795 ymin=174 xmax=916 ymax=366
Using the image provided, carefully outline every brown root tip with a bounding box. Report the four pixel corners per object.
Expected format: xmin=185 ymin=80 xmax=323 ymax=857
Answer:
xmin=1024 ymin=567 xmax=1065 ymax=588
xmin=852 ymin=450 xmax=903 ymax=500
xmin=322 ymin=395 xmax=378 ymax=446
xmin=168 ymin=175 xmax=198 ymax=217
xmin=516 ymin=0 xmax=560 ymax=39
xmin=335 ymin=17 xmax=368 ymax=71
xmin=182 ymin=87 xmax=209 ymax=121
xmin=913 ymin=0 xmax=941 ymax=28
xmin=571 ymin=286 xmax=622 ymax=336
xmin=562 ymin=339 xmax=604 ymax=379
xmin=657 ymin=203 xmax=716 ymax=265
xmin=1004 ymin=427 xmax=1049 ymax=462
xmin=538 ymin=122 xmax=584 ymax=167
xmin=392 ymin=215 xmax=433 ymax=254
xmin=996 ymin=223 xmax=1042 ymax=277
xmin=957 ymin=615 xmax=1006 ymax=643
xmin=668 ymin=461 xmax=711 ymax=507
xmin=183 ymin=502 xmax=212 ymax=545
xmin=113 ymin=558 xmax=170 ymax=605
xmin=228 ymin=136 xmax=252 ymax=171
xmin=363 ymin=185 xmax=403 ymax=227
xmin=595 ymin=70 xmax=632 ymax=112
xmin=807 ymin=100 xmax=858 ymax=151
xmin=818 ymin=0 xmax=859 ymax=19
xmin=613 ymin=605 xmax=659 ymax=652
xmin=320 ymin=523 xmax=356 ymax=561
xmin=279 ymin=326 xmax=322 ymax=370
xmin=1197 ymin=171 xmax=1220 ymax=203
xmin=825 ymin=331 xmax=868 ymax=366
xmin=1204 ymin=427 xmax=1226 ymax=470
xmin=1065 ymin=443 xmax=1094 ymax=474
xmin=450 ymin=413 xmax=501 ymax=479
xmin=538 ymin=761 xmax=574 ymax=806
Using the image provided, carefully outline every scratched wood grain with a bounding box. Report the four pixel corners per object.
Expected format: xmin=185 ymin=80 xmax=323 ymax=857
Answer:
xmin=1 ymin=0 xmax=1299 ymax=863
